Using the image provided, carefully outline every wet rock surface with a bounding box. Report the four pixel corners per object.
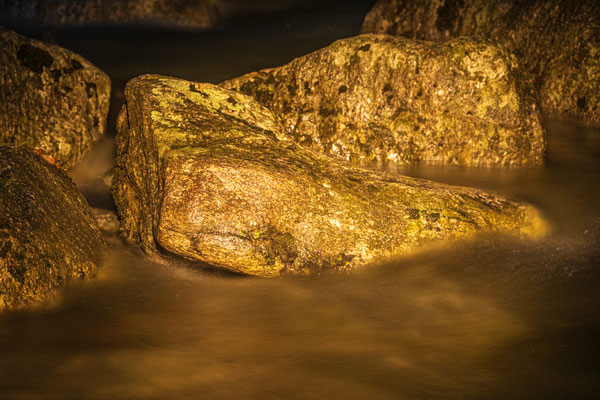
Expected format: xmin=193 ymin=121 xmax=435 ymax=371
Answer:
xmin=0 ymin=27 xmax=110 ymax=169
xmin=222 ymin=34 xmax=545 ymax=167
xmin=361 ymin=0 xmax=600 ymax=126
xmin=0 ymin=0 xmax=219 ymax=30
xmin=113 ymin=74 xmax=547 ymax=277
xmin=0 ymin=145 xmax=105 ymax=310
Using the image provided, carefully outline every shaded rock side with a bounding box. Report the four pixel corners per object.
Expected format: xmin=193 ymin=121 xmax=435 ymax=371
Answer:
xmin=0 ymin=27 xmax=110 ymax=169
xmin=0 ymin=145 xmax=105 ymax=310
xmin=113 ymin=74 xmax=547 ymax=277
xmin=221 ymin=34 xmax=545 ymax=167
xmin=361 ymin=0 xmax=600 ymax=126
xmin=0 ymin=0 xmax=219 ymax=29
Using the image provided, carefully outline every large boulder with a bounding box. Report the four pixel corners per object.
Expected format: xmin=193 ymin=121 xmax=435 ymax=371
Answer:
xmin=222 ymin=34 xmax=545 ymax=167
xmin=0 ymin=0 xmax=219 ymax=29
xmin=0 ymin=145 xmax=105 ymax=310
xmin=112 ymin=74 xmax=547 ymax=277
xmin=0 ymin=27 xmax=110 ymax=169
xmin=361 ymin=0 xmax=600 ymax=126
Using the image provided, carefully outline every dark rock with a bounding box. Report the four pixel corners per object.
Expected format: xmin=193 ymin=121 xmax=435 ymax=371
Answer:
xmin=361 ymin=0 xmax=600 ymax=126
xmin=222 ymin=34 xmax=545 ymax=167
xmin=0 ymin=27 xmax=110 ymax=169
xmin=0 ymin=0 xmax=219 ymax=29
xmin=112 ymin=74 xmax=548 ymax=277
xmin=0 ymin=145 xmax=105 ymax=310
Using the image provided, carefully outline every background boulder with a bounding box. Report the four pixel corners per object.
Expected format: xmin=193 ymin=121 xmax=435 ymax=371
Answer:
xmin=222 ymin=34 xmax=545 ymax=167
xmin=361 ymin=0 xmax=600 ymax=126
xmin=0 ymin=27 xmax=110 ymax=169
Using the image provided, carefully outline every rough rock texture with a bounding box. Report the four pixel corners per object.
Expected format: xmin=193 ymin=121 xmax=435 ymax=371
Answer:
xmin=113 ymin=74 xmax=547 ymax=277
xmin=361 ymin=0 xmax=600 ymax=126
xmin=0 ymin=0 xmax=219 ymax=29
xmin=222 ymin=34 xmax=545 ymax=167
xmin=0 ymin=27 xmax=110 ymax=169
xmin=0 ymin=145 xmax=105 ymax=310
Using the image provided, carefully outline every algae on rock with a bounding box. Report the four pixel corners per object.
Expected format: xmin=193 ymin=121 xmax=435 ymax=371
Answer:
xmin=222 ymin=34 xmax=545 ymax=167
xmin=0 ymin=145 xmax=105 ymax=310
xmin=361 ymin=0 xmax=600 ymax=126
xmin=113 ymin=74 xmax=547 ymax=277
xmin=0 ymin=27 xmax=110 ymax=169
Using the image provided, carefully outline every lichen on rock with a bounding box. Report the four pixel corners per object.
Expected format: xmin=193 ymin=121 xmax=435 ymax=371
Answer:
xmin=361 ymin=0 xmax=600 ymax=126
xmin=222 ymin=34 xmax=545 ymax=167
xmin=112 ymin=74 xmax=548 ymax=277
xmin=0 ymin=27 xmax=110 ymax=169
xmin=0 ymin=145 xmax=105 ymax=310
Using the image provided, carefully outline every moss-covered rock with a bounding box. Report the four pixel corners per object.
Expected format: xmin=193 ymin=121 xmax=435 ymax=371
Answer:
xmin=0 ymin=0 xmax=219 ymax=29
xmin=0 ymin=145 xmax=105 ymax=310
xmin=361 ymin=0 xmax=600 ymax=126
xmin=222 ymin=34 xmax=545 ymax=167
xmin=113 ymin=74 xmax=547 ymax=277
xmin=0 ymin=27 xmax=110 ymax=169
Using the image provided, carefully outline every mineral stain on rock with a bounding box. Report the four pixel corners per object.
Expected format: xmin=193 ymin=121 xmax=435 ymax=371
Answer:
xmin=222 ymin=34 xmax=545 ymax=167
xmin=16 ymin=43 xmax=54 ymax=73
xmin=0 ymin=145 xmax=105 ymax=310
xmin=113 ymin=74 xmax=548 ymax=277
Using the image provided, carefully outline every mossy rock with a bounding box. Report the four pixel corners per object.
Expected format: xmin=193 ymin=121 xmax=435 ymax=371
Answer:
xmin=113 ymin=74 xmax=547 ymax=277
xmin=222 ymin=34 xmax=545 ymax=167
xmin=0 ymin=27 xmax=110 ymax=169
xmin=361 ymin=0 xmax=600 ymax=126
xmin=0 ymin=145 xmax=105 ymax=310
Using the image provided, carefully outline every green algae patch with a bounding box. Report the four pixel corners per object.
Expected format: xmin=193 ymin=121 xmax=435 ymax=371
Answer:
xmin=361 ymin=0 xmax=600 ymax=126
xmin=112 ymin=74 xmax=548 ymax=277
xmin=0 ymin=27 xmax=110 ymax=169
xmin=0 ymin=145 xmax=105 ymax=310
xmin=222 ymin=34 xmax=545 ymax=167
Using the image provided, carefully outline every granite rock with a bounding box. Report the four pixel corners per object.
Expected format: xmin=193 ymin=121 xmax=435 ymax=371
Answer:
xmin=113 ymin=74 xmax=547 ymax=277
xmin=0 ymin=27 xmax=110 ymax=169
xmin=0 ymin=145 xmax=105 ymax=310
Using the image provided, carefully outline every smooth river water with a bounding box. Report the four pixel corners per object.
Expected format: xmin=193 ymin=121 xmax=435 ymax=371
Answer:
xmin=1 ymin=5 xmax=599 ymax=399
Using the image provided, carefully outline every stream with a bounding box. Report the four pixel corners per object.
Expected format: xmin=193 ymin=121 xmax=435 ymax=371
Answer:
xmin=1 ymin=4 xmax=599 ymax=399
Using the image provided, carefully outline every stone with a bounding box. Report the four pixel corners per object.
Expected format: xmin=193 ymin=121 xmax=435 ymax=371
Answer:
xmin=0 ymin=27 xmax=111 ymax=169
xmin=222 ymin=34 xmax=545 ymax=167
xmin=0 ymin=145 xmax=105 ymax=310
xmin=361 ymin=0 xmax=600 ymax=126
xmin=0 ymin=0 xmax=219 ymax=29
xmin=112 ymin=74 xmax=548 ymax=277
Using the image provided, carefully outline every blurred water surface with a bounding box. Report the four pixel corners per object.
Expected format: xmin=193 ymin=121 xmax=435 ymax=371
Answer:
xmin=1 ymin=5 xmax=600 ymax=399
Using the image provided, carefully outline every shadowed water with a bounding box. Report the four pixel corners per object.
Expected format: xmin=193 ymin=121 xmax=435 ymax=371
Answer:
xmin=1 ymin=5 xmax=600 ymax=399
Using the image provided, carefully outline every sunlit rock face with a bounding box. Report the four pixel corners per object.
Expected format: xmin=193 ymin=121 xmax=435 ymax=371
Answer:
xmin=0 ymin=27 xmax=110 ymax=169
xmin=362 ymin=0 xmax=600 ymax=126
xmin=113 ymin=74 xmax=547 ymax=277
xmin=0 ymin=145 xmax=105 ymax=310
xmin=222 ymin=34 xmax=545 ymax=167
xmin=0 ymin=0 xmax=219 ymax=29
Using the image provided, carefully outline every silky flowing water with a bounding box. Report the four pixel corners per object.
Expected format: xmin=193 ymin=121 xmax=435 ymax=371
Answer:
xmin=1 ymin=6 xmax=600 ymax=399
